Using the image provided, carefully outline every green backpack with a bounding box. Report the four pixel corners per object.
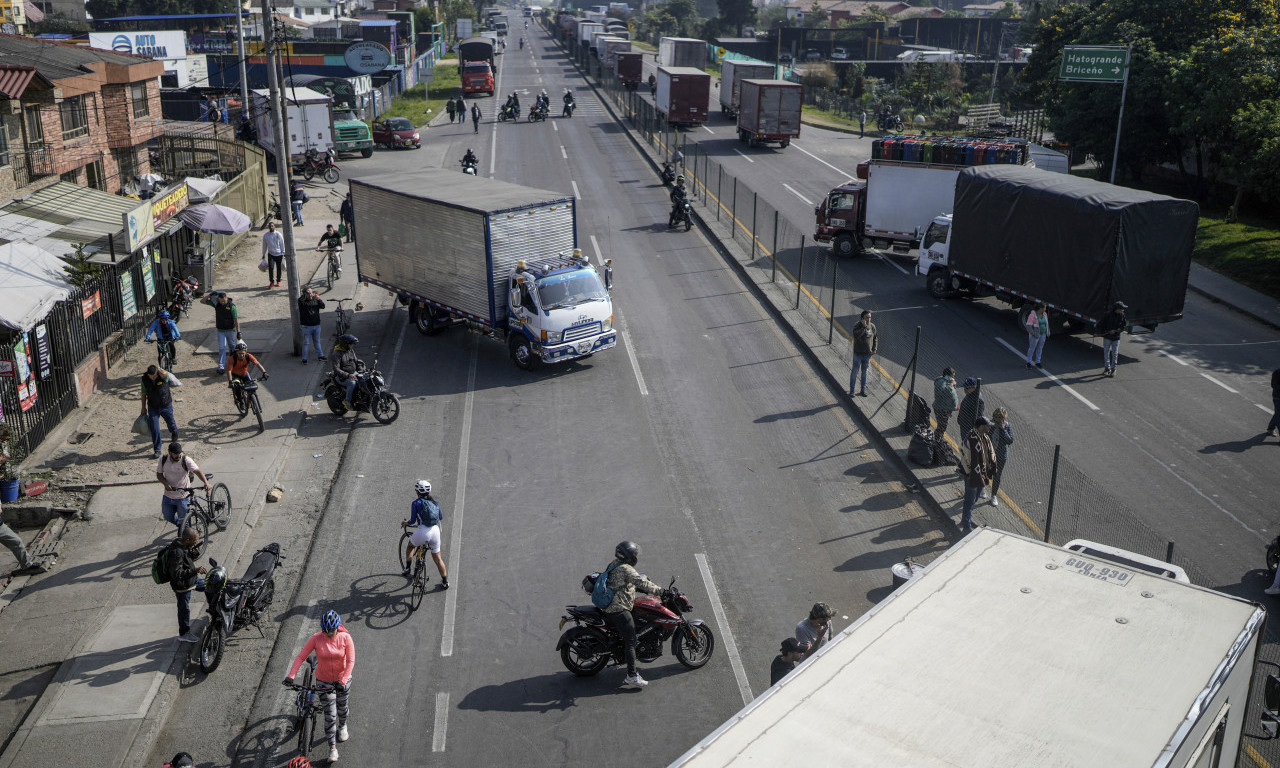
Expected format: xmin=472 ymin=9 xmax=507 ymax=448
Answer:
xmin=151 ymin=546 xmax=172 ymax=584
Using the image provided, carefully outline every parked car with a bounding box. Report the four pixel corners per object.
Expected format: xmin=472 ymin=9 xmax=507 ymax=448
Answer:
xmin=371 ymin=117 xmax=421 ymax=150
xmin=779 ymin=52 xmax=794 ymax=64
xmin=831 ymin=47 xmax=849 ymax=60
xmin=804 ymin=49 xmax=822 ymax=62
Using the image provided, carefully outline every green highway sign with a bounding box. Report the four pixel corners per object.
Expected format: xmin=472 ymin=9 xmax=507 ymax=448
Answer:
xmin=1058 ymin=46 xmax=1129 ymax=82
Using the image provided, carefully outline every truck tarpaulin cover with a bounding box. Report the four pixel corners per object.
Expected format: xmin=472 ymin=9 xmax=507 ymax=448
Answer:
xmin=950 ymin=165 xmax=1199 ymax=324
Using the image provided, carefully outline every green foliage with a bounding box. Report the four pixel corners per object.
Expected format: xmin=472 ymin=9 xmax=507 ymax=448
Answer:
xmin=28 ymin=11 xmax=89 ymax=34
xmin=758 ymin=5 xmax=793 ymax=29
xmin=805 ymin=0 xmax=829 ymax=26
xmin=61 ymin=243 xmax=100 ymax=289
xmin=716 ymin=0 xmax=756 ymax=36
xmin=86 ymin=0 xmax=224 ymax=19
xmin=378 ymin=62 xmax=462 ymax=128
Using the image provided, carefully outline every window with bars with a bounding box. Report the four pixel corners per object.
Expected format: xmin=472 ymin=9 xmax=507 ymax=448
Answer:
xmin=60 ymin=95 xmax=89 ymax=140
xmin=0 ymin=122 xmax=9 ymax=167
xmin=25 ymin=105 xmax=43 ymax=146
xmin=114 ymin=147 xmax=137 ymax=181
xmin=131 ymin=82 xmax=149 ymax=119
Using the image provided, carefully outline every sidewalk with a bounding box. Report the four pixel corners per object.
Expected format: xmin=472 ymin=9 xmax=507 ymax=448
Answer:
xmin=0 ymin=184 xmax=393 ymax=768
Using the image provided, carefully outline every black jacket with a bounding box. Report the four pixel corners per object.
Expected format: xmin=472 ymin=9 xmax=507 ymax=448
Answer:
xmin=957 ymin=391 xmax=985 ymax=435
xmin=166 ymin=540 xmax=201 ymax=592
xmin=1096 ymin=310 xmax=1127 ymax=341
xmin=298 ymin=295 xmax=325 ymax=326
xmin=1272 ymin=368 xmax=1280 ymax=399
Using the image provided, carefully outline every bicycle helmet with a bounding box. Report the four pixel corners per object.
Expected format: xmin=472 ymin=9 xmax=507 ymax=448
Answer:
xmin=158 ymin=310 xmax=170 ymax=319
xmin=287 ymin=757 xmax=312 ymax=768
xmin=170 ymin=753 xmax=195 ymax=768
xmin=321 ymin=610 xmax=342 ymax=632
xmin=614 ymin=540 xmax=640 ymax=566
xmin=415 ymin=479 xmax=431 ymax=496
xmin=234 ymin=340 xmax=248 ymax=351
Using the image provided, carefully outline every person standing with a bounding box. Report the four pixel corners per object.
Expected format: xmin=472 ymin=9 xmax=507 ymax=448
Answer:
xmin=401 ymin=479 xmax=448 ymax=587
xmin=262 ymin=221 xmax=286 ymax=289
xmin=284 ymin=611 xmax=355 ymax=764
xmin=932 ymin=367 xmax=959 ymax=444
xmin=290 ymin=179 xmax=309 ymax=226
xmin=956 ymin=377 xmax=984 ymax=437
xmin=454 ymin=97 xmax=466 ymax=126
xmin=858 ymin=110 xmax=866 ymax=138
xmin=471 ymin=103 xmax=481 ymax=134
xmin=1267 ymin=367 xmax=1280 ymax=439
xmin=446 ymin=98 xmax=457 ymax=124
xmin=156 ymin=442 xmax=209 ymax=529
xmin=0 ymin=500 xmax=47 ymax=574
xmin=164 ymin=526 xmax=206 ymax=643
xmin=140 ymin=365 xmax=180 ymax=459
xmin=796 ymin=602 xmax=835 ymax=659
xmin=770 ymin=637 xmax=806 ymax=686
xmin=989 ymin=408 xmax=1013 ymax=506
xmin=298 ymin=287 xmax=326 ymax=365
xmin=339 ymin=192 xmax=354 ymax=243
xmin=1025 ymin=303 xmax=1049 ymax=369
xmin=1096 ymin=300 xmax=1127 ymax=377
xmin=203 ymin=292 xmax=240 ymax=372
xmin=849 ymin=310 xmax=877 ymax=397
xmin=960 ymin=416 xmax=997 ymax=532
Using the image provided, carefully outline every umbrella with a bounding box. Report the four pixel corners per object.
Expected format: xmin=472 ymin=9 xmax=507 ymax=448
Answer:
xmin=177 ymin=203 xmax=252 ymax=235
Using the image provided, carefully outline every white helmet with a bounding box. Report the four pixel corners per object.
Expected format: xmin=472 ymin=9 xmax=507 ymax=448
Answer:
xmin=415 ymin=479 xmax=431 ymax=496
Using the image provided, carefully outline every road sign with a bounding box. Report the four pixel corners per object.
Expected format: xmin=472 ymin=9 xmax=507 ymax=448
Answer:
xmin=716 ymin=47 xmax=727 ymax=62
xmin=1058 ymin=46 xmax=1129 ymax=83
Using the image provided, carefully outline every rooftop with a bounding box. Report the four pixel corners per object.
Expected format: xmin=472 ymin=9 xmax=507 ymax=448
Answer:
xmin=0 ymin=33 xmax=152 ymax=82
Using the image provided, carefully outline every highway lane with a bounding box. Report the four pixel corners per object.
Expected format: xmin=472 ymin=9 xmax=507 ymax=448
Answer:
xmin=239 ymin=25 xmax=946 ymax=767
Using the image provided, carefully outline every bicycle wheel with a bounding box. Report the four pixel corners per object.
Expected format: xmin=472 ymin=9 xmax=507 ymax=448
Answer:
xmin=410 ymin=558 xmax=427 ymax=611
xmin=250 ymin=393 xmax=264 ymax=433
xmin=326 ymin=259 xmax=338 ymax=290
xmin=234 ymin=387 xmax=248 ymax=417
xmin=209 ymin=482 xmax=232 ymax=530
xmin=181 ymin=508 xmax=209 ymax=556
xmin=296 ymin=662 xmax=315 ymax=756
xmin=397 ymin=530 xmax=412 ymax=572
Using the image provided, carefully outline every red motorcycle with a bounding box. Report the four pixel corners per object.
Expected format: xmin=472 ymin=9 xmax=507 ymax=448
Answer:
xmin=293 ymin=148 xmax=340 ymax=184
xmin=556 ymin=575 xmax=715 ymax=676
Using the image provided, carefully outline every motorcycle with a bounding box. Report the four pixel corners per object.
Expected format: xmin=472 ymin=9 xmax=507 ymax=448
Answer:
xmin=563 ymin=100 xmax=575 ymax=118
xmin=319 ymin=355 xmax=401 ymax=424
xmin=659 ymin=162 xmax=676 ymax=185
xmin=498 ymin=104 xmax=521 ymax=122
xmin=1267 ymin=535 xmax=1279 ymax=576
xmin=878 ymin=113 xmax=904 ymax=132
xmin=668 ymin=199 xmax=693 ymax=231
xmin=293 ymin=148 xmax=340 ymax=184
xmin=199 ymin=543 xmax=283 ymax=674
xmin=461 ymin=158 xmax=478 ymax=176
xmin=556 ymin=574 xmax=715 ymax=676
xmin=528 ymin=104 xmax=547 ymax=122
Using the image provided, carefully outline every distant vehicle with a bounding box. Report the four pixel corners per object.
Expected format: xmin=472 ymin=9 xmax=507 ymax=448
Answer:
xmin=371 ymin=117 xmax=421 ymax=150
xmin=831 ymin=47 xmax=849 ymax=60
xmin=778 ymin=52 xmax=793 ymax=64
xmin=804 ymin=49 xmax=822 ymax=62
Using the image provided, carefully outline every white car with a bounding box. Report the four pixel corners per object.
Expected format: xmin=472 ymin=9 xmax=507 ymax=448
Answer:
xmin=832 ymin=47 xmax=849 ymax=60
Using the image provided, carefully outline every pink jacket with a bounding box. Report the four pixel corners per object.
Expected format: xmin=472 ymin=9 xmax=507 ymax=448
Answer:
xmin=288 ymin=627 xmax=355 ymax=685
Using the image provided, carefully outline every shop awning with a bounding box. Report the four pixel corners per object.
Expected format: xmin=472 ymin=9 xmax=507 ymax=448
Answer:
xmin=0 ymin=182 xmax=184 ymax=262
xmin=0 ymin=242 xmax=73 ymax=333
xmin=185 ymin=176 xmax=226 ymax=203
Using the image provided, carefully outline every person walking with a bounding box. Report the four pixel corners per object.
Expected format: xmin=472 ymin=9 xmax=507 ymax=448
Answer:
xmin=164 ymin=526 xmax=206 ymax=643
xmin=859 ymin=110 xmax=866 ymax=138
xmin=290 ymin=179 xmax=309 ymax=227
xmin=0 ymin=500 xmax=46 ymax=574
xmin=262 ymin=221 xmax=286 ymax=289
xmin=446 ymin=98 xmax=457 ymax=124
xmin=770 ymin=637 xmax=806 ymax=686
xmin=932 ymin=367 xmax=959 ymax=445
xmin=471 ymin=104 xmax=481 ymax=134
xmin=960 ymin=416 xmax=997 ymax=533
xmin=298 ymin=287 xmax=327 ymax=365
xmin=339 ymin=192 xmax=354 ymax=243
xmin=1096 ymin=300 xmax=1127 ymax=377
xmin=1267 ymin=367 xmax=1280 ymax=439
xmin=1025 ymin=303 xmax=1049 ymax=369
xmin=284 ymin=611 xmax=355 ymax=763
xmin=401 ymin=479 xmax=448 ymax=588
xmin=956 ymin=377 xmax=984 ymax=438
xmin=849 ymin=309 xmax=877 ymax=397
xmin=454 ymin=97 xmax=466 ymax=126
xmin=140 ymin=365 xmax=180 ymax=459
xmin=156 ymin=442 xmax=209 ymax=529
xmin=203 ymin=292 xmax=240 ymax=372
xmin=989 ymin=408 xmax=1013 ymax=506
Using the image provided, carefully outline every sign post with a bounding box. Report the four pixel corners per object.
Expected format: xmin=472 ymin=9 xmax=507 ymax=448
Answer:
xmin=1058 ymin=45 xmax=1130 ymax=184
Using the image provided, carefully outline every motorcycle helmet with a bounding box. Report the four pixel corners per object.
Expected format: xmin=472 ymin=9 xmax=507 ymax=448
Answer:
xmin=205 ymin=564 xmax=229 ymax=597
xmin=336 ymin=334 xmax=358 ymax=350
xmin=321 ymin=610 xmax=342 ymax=632
xmin=158 ymin=310 xmax=170 ymax=319
xmin=170 ymin=753 xmax=195 ymax=768
xmin=614 ymin=540 xmax=640 ymax=566
xmin=415 ymin=479 xmax=432 ymax=496
xmin=675 ymin=175 xmax=685 ymax=184
xmin=234 ymin=340 xmax=248 ymax=351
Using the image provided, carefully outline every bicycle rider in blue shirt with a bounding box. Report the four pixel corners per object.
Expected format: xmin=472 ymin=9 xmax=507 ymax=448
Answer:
xmin=401 ymin=480 xmax=449 ymax=588
xmin=145 ymin=310 xmax=182 ymax=361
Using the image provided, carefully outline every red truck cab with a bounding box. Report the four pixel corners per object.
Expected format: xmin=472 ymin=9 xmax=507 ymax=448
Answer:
xmin=814 ymin=178 xmax=867 ymax=258
xmin=462 ymin=62 xmax=495 ymax=96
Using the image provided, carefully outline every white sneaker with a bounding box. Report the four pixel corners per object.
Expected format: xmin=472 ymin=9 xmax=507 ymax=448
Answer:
xmin=622 ymin=673 xmax=648 ymax=689
xmin=990 ymin=497 xmax=1000 ymax=507
xmin=329 ymin=746 xmax=339 ymax=762
xmin=1265 ymin=586 xmax=1280 ymax=596
xmin=338 ymin=724 xmax=349 ymax=742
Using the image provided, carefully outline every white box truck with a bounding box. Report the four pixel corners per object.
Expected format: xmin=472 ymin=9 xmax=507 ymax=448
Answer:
xmin=351 ymin=170 xmax=617 ymax=370
xmin=675 ymin=528 xmax=1267 ymax=768
xmin=251 ymin=87 xmax=334 ymax=165
xmin=719 ymin=60 xmax=774 ymax=117
xmin=659 ymin=36 xmax=706 ymax=69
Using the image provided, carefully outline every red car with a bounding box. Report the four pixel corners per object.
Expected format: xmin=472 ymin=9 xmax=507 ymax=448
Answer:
xmin=372 ymin=117 xmax=421 ymax=150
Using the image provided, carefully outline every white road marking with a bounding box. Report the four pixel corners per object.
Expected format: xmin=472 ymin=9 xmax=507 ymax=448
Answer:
xmin=571 ymin=180 xmax=580 ymax=199
xmin=695 ymin=553 xmax=752 ymax=706
xmin=994 ymin=337 xmax=1100 ymax=411
xmin=1162 ymin=351 xmax=1191 ymax=366
xmin=384 ymin=316 xmax=407 ymax=384
xmin=441 ymin=342 xmax=478 ymax=657
xmin=432 ymin=692 xmax=449 ymax=752
xmin=782 ymin=183 xmax=812 ymax=205
xmin=560 ymin=145 xmax=568 ymax=159
xmin=702 ymin=125 xmax=714 ymax=134
xmin=792 ymin=142 xmax=851 ymax=177
xmin=615 ymin=309 xmax=648 ymax=396
xmin=732 ymin=149 xmax=755 ymax=163
xmin=874 ymin=250 xmax=911 ymax=275
xmin=1258 ymin=403 xmax=1275 ymax=415
xmin=1200 ymin=373 xmax=1239 ymax=394
xmin=552 ymin=121 xmax=558 ymax=132
xmin=488 ymin=57 xmax=504 ymax=177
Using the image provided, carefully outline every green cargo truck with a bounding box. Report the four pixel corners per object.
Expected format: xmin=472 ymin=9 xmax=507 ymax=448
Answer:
xmin=284 ymin=74 xmax=375 ymax=158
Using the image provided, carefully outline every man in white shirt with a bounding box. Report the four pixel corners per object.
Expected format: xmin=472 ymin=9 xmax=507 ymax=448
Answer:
xmin=262 ymin=221 xmax=287 ymax=289
xmin=795 ymin=602 xmax=835 ymax=659
xmin=156 ymin=442 xmax=210 ymax=528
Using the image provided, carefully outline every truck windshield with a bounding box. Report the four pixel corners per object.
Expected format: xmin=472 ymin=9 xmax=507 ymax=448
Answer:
xmin=829 ymin=192 xmax=854 ymax=211
xmin=464 ymin=63 xmax=491 ymax=73
xmin=923 ymin=221 xmax=949 ymax=249
xmin=333 ymin=109 xmax=362 ymax=121
xmin=536 ymin=270 xmax=608 ymax=310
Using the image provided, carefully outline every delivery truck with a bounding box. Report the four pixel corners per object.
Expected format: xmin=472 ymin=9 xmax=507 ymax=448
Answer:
xmin=735 ymin=79 xmax=801 ymax=148
xmin=600 ymin=36 xmax=631 ymax=71
xmin=655 ymin=66 xmax=710 ymax=127
xmin=251 ymin=88 xmax=334 ymax=166
xmin=675 ymin=528 xmax=1267 ymax=768
xmin=918 ymin=165 xmax=1198 ymax=333
xmin=616 ymin=50 xmax=643 ymax=89
xmin=350 ymin=170 xmax=617 ymax=370
xmin=577 ymin=22 xmax=603 ymax=61
xmin=457 ymin=37 xmax=497 ymax=96
xmin=659 ymin=36 xmax=706 ymax=70
xmin=718 ymin=60 xmax=774 ymax=117
xmin=814 ymin=135 xmax=1032 ymax=257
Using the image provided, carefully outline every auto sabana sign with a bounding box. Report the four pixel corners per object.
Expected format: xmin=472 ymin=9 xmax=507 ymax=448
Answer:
xmin=89 ymin=31 xmax=187 ymax=60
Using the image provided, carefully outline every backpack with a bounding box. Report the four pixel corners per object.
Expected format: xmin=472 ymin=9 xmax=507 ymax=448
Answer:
xmin=151 ymin=546 xmax=172 ymax=584
xmin=591 ymin=562 xmax=621 ymax=609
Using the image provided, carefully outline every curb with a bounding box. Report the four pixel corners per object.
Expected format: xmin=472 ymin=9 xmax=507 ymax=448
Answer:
xmin=1187 ymin=282 xmax=1280 ymax=334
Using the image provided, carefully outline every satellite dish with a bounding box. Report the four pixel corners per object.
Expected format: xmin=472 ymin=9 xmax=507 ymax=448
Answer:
xmin=1 ymin=22 xmax=17 ymax=35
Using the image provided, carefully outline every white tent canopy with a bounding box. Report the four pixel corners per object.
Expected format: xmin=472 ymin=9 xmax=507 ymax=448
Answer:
xmin=185 ymin=176 xmax=227 ymax=203
xmin=0 ymin=241 xmax=74 ymax=333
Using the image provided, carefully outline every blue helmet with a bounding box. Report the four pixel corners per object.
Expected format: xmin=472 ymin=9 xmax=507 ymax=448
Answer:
xmin=158 ymin=310 xmax=170 ymax=319
xmin=321 ymin=610 xmax=341 ymax=632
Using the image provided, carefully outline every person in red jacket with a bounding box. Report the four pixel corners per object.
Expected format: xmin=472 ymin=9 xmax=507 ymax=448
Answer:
xmin=284 ymin=610 xmax=355 ymax=763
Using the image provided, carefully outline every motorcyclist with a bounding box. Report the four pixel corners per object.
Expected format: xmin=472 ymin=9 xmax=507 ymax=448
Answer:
xmin=331 ymin=334 xmax=362 ymax=410
xmin=519 ymin=36 xmax=525 ymax=49
xmin=462 ymin=148 xmax=478 ymax=169
xmin=669 ymin=175 xmax=689 ymax=223
xmin=602 ymin=540 xmax=663 ymax=690
xmin=562 ymin=88 xmax=575 ymax=117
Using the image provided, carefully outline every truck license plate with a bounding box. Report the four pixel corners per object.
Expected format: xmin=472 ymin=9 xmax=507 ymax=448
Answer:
xmin=577 ymin=342 xmax=591 ymax=354
xmin=1062 ymin=556 xmax=1134 ymax=586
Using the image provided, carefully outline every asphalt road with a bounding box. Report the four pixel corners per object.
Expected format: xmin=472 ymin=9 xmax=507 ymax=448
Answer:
xmin=230 ymin=24 xmax=945 ymax=767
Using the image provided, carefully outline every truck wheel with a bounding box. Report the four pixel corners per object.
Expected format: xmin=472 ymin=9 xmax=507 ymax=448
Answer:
xmin=413 ymin=303 xmax=442 ymax=336
xmin=780 ymin=139 xmax=790 ymax=148
xmin=360 ymin=148 xmax=373 ymax=158
xmin=926 ymin=269 xmax=951 ymax=299
xmin=508 ymin=333 xmax=539 ymax=371
xmin=738 ymin=128 xmax=748 ymax=143
xmin=832 ymin=234 xmax=860 ymax=258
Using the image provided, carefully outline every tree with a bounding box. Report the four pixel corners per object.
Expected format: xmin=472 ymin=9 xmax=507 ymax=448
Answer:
xmin=805 ymin=0 xmax=829 ymax=26
xmin=28 ymin=10 xmax=89 ymax=34
xmin=716 ymin=0 xmax=756 ymax=36
xmin=758 ymin=5 xmax=793 ymax=29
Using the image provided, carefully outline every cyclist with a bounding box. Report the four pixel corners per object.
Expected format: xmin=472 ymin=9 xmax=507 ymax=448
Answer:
xmin=602 ymin=540 xmax=663 ymax=690
xmin=331 ymin=334 xmax=362 ymax=409
xmin=283 ymin=610 xmax=355 ymax=764
xmin=226 ymin=340 xmax=268 ymax=399
xmin=145 ymin=310 xmax=182 ymax=362
xmin=156 ymin=441 xmax=209 ymax=529
xmin=401 ymin=479 xmax=449 ymax=588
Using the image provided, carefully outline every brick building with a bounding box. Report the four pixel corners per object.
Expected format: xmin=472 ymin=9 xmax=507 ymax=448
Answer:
xmin=0 ymin=34 xmax=163 ymax=200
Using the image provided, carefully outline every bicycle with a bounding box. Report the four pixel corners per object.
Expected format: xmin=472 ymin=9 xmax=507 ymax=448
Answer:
xmin=333 ymin=298 xmax=360 ymax=339
xmin=399 ymin=523 xmax=428 ymax=611
xmin=287 ymin=656 xmax=322 ymax=759
xmin=231 ymin=372 xmax=269 ymax=433
xmin=146 ymin=338 xmax=177 ymax=369
xmin=316 ymin=246 xmax=343 ymax=290
xmin=178 ymin=476 xmax=233 ymax=556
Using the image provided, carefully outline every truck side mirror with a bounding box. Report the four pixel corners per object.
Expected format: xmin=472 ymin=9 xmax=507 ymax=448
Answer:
xmin=509 ymin=288 xmax=521 ymax=310
xmin=1257 ymin=668 xmax=1280 ymax=738
xmin=604 ymin=259 xmax=613 ymax=291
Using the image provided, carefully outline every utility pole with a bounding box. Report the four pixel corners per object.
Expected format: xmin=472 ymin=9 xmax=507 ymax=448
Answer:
xmin=235 ymin=0 xmax=249 ymax=113
xmin=264 ymin=4 xmax=303 ymax=355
